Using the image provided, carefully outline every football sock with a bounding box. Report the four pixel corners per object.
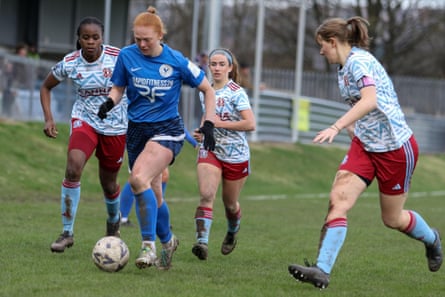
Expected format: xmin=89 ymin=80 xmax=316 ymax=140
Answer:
xmin=105 ymin=185 xmax=120 ymax=223
xmin=225 ymin=207 xmax=242 ymax=233
xmin=316 ymin=218 xmax=348 ymax=274
xmin=403 ymin=210 xmax=436 ymax=245
xmin=119 ymin=181 xmax=134 ymax=219
xmin=135 ymin=188 xmax=157 ymax=241
xmin=156 ymin=200 xmax=172 ymax=244
xmin=60 ymin=179 xmax=81 ymax=236
xmin=195 ymin=206 xmax=213 ymax=244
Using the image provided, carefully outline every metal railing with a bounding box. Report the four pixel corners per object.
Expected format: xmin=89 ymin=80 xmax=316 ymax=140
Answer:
xmin=262 ymin=68 xmax=445 ymax=116
xmin=0 ymin=51 xmax=75 ymax=122
xmin=1 ymin=51 xmax=444 ymax=152
xmin=253 ymin=89 xmax=445 ymax=153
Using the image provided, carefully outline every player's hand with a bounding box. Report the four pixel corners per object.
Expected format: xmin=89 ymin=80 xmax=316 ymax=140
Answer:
xmin=97 ymin=97 xmax=115 ymax=120
xmin=43 ymin=121 xmax=58 ymax=138
xmin=199 ymin=120 xmax=215 ymax=151
xmin=193 ymin=128 xmax=203 ymax=143
xmin=313 ymin=125 xmax=340 ymax=144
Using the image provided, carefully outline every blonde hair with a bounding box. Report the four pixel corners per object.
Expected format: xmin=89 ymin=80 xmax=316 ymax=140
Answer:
xmin=133 ymin=6 xmax=167 ymax=35
xmin=315 ymin=16 xmax=370 ymax=50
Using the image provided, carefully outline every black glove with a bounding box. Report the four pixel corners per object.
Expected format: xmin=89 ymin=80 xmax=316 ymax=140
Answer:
xmin=199 ymin=120 xmax=216 ymax=151
xmin=97 ymin=97 xmax=115 ymax=120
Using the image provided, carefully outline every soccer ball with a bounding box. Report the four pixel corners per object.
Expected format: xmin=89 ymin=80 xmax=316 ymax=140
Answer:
xmin=92 ymin=236 xmax=130 ymax=272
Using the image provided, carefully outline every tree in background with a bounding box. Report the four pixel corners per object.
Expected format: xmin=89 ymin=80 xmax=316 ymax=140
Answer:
xmin=130 ymin=0 xmax=444 ymax=78
xmin=306 ymin=0 xmax=445 ymax=77
xmin=352 ymin=0 xmax=444 ymax=77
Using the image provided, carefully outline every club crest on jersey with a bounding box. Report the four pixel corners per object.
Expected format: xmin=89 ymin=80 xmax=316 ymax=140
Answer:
xmin=103 ymin=68 xmax=112 ymax=78
xmin=159 ymin=64 xmax=173 ymax=78
xmin=217 ymin=97 xmax=225 ymax=107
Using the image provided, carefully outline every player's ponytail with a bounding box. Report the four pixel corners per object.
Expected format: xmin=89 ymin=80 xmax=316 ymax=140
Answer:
xmin=346 ymin=17 xmax=370 ymax=50
xmin=315 ymin=16 xmax=371 ymax=50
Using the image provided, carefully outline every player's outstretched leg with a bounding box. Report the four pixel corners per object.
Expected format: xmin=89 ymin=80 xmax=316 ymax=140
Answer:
xmin=288 ymin=218 xmax=346 ymax=289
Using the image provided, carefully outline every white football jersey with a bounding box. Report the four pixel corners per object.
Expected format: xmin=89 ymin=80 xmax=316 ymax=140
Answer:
xmin=200 ymin=80 xmax=251 ymax=163
xmin=338 ymin=47 xmax=412 ymax=152
xmin=51 ymin=45 xmax=127 ymax=135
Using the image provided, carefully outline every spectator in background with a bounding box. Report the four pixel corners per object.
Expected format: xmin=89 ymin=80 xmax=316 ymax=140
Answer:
xmin=1 ymin=58 xmax=16 ymax=116
xmin=27 ymin=44 xmax=40 ymax=60
xmin=238 ymin=61 xmax=253 ymax=94
xmin=1 ymin=43 xmax=29 ymax=117
xmin=196 ymin=51 xmax=209 ymax=77
xmin=15 ymin=43 xmax=28 ymax=57
xmin=13 ymin=43 xmax=32 ymax=89
xmin=238 ymin=61 xmax=266 ymax=96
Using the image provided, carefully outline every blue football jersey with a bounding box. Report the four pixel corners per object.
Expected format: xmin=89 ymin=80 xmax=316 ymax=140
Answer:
xmin=112 ymin=43 xmax=205 ymax=123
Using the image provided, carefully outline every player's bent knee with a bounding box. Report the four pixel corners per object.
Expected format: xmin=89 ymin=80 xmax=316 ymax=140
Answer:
xmin=381 ymin=216 xmax=403 ymax=230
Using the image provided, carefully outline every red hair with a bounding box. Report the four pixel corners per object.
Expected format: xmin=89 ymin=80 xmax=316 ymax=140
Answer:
xmin=133 ymin=6 xmax=166 ymax=35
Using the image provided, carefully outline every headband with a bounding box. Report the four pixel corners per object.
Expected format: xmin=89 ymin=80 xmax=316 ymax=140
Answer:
xmin=209 ymin=48 xmax=233 ymax=65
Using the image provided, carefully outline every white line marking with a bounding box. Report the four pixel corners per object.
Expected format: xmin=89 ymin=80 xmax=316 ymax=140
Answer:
xmin=166 ymin=191 xmax=445 ymax=203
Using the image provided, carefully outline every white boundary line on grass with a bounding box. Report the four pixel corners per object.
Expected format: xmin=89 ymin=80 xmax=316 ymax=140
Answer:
xmin=245 ymin=190 xmax=445 ymax=201
xmin=168 ymin=190 xmax=445 ymax=203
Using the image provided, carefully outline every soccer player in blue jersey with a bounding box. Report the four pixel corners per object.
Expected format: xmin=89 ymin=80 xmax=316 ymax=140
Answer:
xmin=288 ymin=16 xmax=442 ymax=289
xmin=191 ymin=48 xmax=256 ymax=261
xmin=97 ymin=6 xmax=216 ymax=270
xmin=120 ymin=128 xmax=198 ymax=226
xmin=40 ymin=17 xmax=127 ymax=253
